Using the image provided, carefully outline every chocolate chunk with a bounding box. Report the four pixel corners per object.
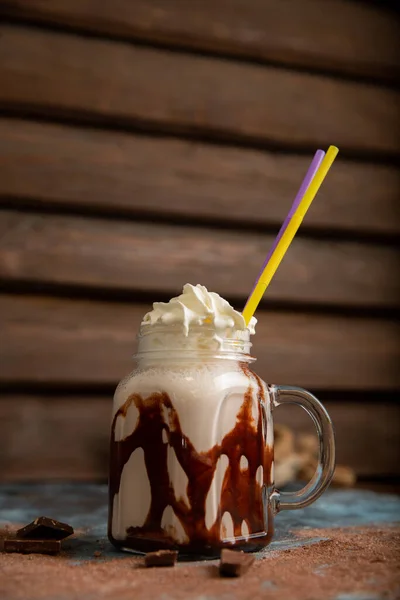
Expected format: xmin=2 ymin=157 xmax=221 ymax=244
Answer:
xmin=144 ymin=549 xmax=178 ymax=567
xmin=219 ymin=549 xmax=255 ymax=577
xmin=16 ymin=516 xmax=74 ymax=541
xmin=1 ymin=539 xmax=61 ymax=554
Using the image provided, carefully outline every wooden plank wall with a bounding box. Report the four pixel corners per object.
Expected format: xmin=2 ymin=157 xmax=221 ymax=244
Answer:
xmin=0 ymin=0 xmax=399 ymax=482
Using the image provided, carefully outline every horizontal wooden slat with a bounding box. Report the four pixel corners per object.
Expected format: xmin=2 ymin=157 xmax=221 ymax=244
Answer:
xmin=0 ymin=395 xmax=398 ymax=480
xmin=1 ymin=0 xmax=399 ymax=82
xmin=1 ymin=119 xmax=399 ymax=236
xmin=274 ymin=402 xmax=400 ymax=478
xmin=0 ymin=395 xmax=111 ymax=481
xmin=0 ymin=25 xmax=399 ymax=155
xmin=1 ymin=294 xmax=399 ymax=390
xmin=0 ymin=210 xmax=399 ymax=309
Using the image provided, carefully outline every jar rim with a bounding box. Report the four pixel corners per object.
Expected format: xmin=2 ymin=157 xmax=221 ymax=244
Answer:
xmin=135 ymin=323 xmax=255 ymax=362
xmin=133 ymin=350 xmax=256 ymax=363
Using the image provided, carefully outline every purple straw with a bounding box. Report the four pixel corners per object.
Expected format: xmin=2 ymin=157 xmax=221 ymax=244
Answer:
xmin=244 ymin=149 xmax=325 ymax=307
xmin=264 ymin=149 xmax=325 ymax=264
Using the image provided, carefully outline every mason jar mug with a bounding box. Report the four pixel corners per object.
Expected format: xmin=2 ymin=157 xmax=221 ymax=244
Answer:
xmin=108 ymin=325 xmax=335 ymax=556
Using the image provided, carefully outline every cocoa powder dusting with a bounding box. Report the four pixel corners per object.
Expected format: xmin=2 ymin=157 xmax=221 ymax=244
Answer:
xmin=109 ymin=366 xmax=273 ymax=554
xmin=1 ymin=525 xmax=399 ymax=600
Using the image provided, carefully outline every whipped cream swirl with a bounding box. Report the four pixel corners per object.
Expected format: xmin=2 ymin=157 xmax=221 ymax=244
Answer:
xmin=142 ymin=284 xmax=256 ymax=336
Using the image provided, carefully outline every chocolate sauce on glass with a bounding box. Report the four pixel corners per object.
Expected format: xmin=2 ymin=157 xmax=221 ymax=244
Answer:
xmin=108 ymin=361 xmax=274 ymax=556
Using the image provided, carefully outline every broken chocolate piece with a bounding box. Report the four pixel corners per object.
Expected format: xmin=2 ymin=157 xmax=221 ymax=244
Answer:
xmin=144 ymin=549 xmax=178 ymax=567
xmin=219 ymin=549 xmax=255 ymax=577
xmin=16 ymin=516 xmax=74 ymax=540
xmin=1 ymin=539 xmax=61 ymax=554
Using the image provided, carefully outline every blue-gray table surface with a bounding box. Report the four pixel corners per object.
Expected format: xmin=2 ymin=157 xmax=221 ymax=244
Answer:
xmin=0 ymin=483 xmax=399 ymax=559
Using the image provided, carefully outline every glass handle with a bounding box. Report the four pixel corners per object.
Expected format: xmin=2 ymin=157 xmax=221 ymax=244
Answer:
xmin=269 ymin=384 xmax=335 ymax=512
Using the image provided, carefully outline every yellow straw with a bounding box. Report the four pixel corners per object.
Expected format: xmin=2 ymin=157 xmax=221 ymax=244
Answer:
xmin=243 ymin=145 xmax=339 ymax=325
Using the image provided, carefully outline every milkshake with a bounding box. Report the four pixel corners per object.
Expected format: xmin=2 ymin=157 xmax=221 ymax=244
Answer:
xmin=108 ymin=284 xmax=335 ymax=556
xmin=108 ymin=284 xmax=274 ymax=555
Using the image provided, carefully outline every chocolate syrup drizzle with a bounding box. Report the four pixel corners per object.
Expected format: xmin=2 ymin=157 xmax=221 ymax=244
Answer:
xmin=108 ymin=365 xmax=273 ymax=555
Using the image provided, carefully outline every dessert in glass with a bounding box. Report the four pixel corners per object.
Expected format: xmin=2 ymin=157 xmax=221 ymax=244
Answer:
xmin=109 ymin=284 xmax=335 ymax=556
